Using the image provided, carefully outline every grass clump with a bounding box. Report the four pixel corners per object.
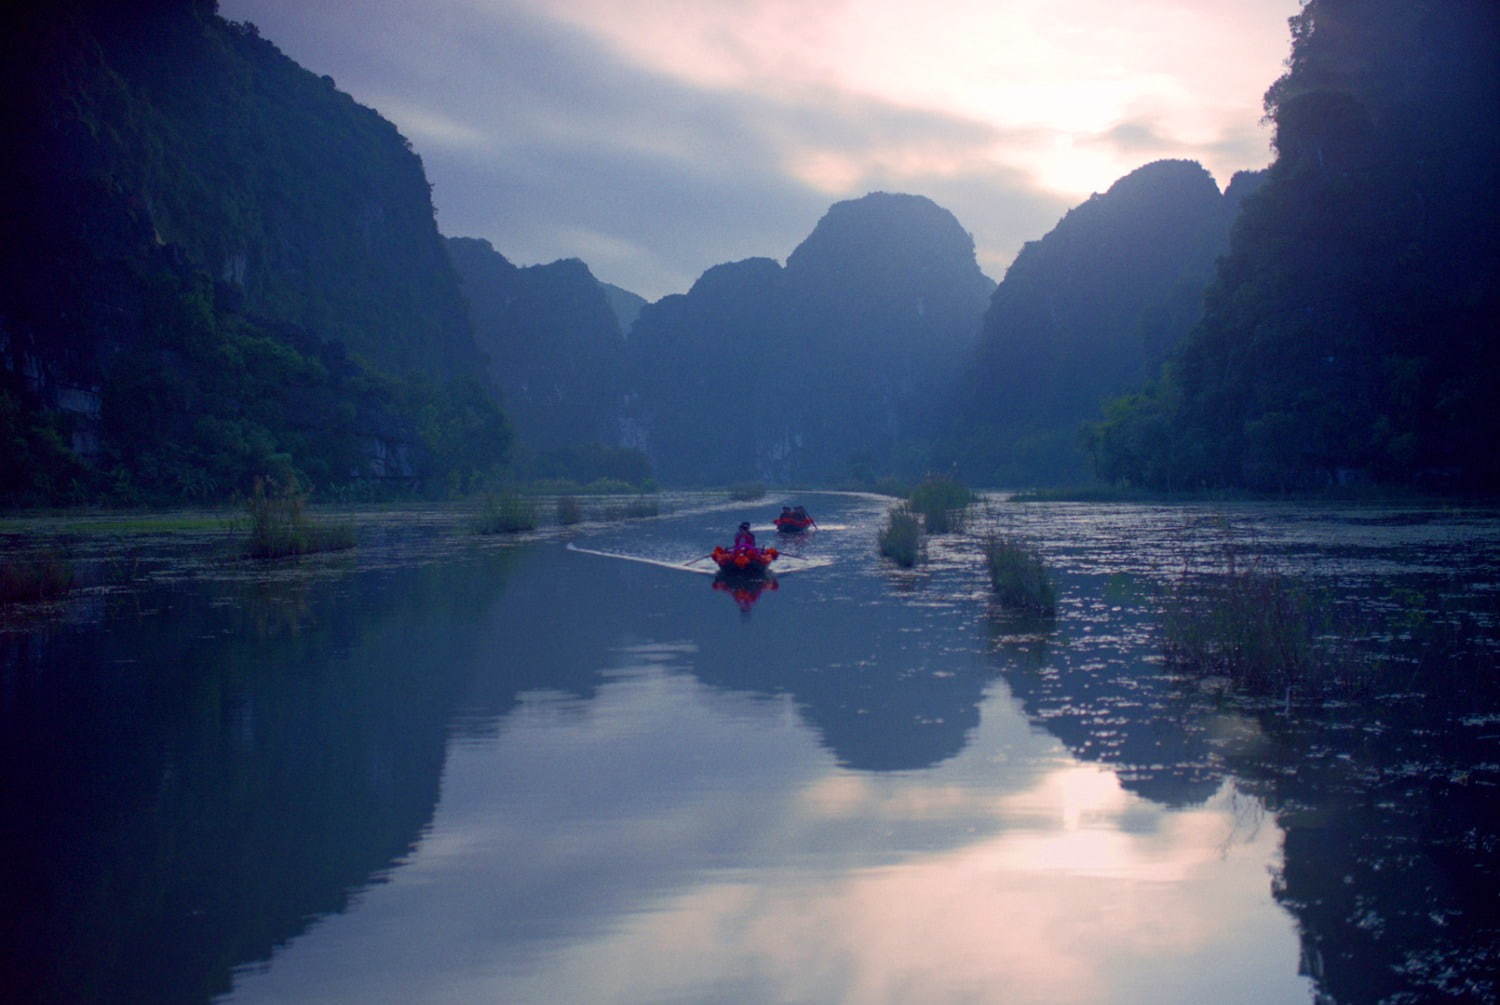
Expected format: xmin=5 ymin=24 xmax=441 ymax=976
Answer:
xmin=556 ymin=496 xmax=583 ymax=525
xmin=908 ymin=474 xmax=975 ymax=534
xmin=727 ymin=482 xmax=766 ymax=501
xmin=985 ymin=536 xmax=1056 ymax=615
xmin=475 ymin=492 xmax=537 ymax=534
xmin=0 ymin=551 xmax=74 ymax=604
xmin=878 ymin=505 xmax=923 ymax=567
xmin=245 ymin=480 xmax=356 ymax=559
xmin=1159 ymin=557 xmax=1322 ymax=693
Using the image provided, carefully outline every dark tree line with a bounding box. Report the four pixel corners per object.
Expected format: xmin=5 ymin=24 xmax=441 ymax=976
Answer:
xmin=1 ymin=0 xmax=510 ymax=505
xmin=1088 ymin=0 xmax=1500 ymax=492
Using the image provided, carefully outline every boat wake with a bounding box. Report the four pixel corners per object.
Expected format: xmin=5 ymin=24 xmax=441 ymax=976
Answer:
xmin=566 ymin=542 xmax=833 ymax=575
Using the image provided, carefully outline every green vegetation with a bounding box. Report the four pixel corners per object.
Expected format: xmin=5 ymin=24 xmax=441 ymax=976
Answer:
xmin=878 ymin=505 xmax=922 ymax=567
xmin=1158 ymin=559 xmax=1323 ymax=693
xmin=556 ymin=496 xmax=583 ymax=525
xmin=474 ymin=493 xmax=537 ymax=535
xmin=952 ymin=160 xmax=1251 ymax=487
xmin=907 ymin=475 xmax=974 ymax=534
xmin=984 ymin=536 xmax=1056 ymax=615
xmin=0 ymin=551 xmax=74 ymax=605
xmin=243 ymin=480 xmax=355 ymax=559
xmin=1089 ymin=0 xmax=1500 ymax=493
xmin=4 ymin=1 xmax=510 ymax=509
xmin=728 ymin=482 xmax=766 ymax=501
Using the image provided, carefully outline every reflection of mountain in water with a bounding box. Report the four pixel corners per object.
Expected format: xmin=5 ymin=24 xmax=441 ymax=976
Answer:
xmin=561 ymin=494 xmax=1002 ymax=773
xmin=0 ymin=553 xmax=519 ymax=1003
xmin=1228 ymin=700 xmax=1500 ymax=1003
xmin=984 ymin=581 xmax=1227 ymax=808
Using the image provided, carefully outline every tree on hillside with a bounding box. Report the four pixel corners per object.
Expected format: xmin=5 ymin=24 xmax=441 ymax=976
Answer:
xmin=1091 ymin=0 xmax=1500 ymax=491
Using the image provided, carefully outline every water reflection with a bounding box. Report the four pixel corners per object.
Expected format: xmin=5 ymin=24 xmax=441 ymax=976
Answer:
xmin=712 ymin=573 xmax=778 ymax=611
xmin=978 ymin=498 xmax=1500 ymax=1003
xmin=226 ymin=664 xmax=1307 ymax=1004
xmin=0 ymin=552 xmax=517 ymax=1003
xmin=17 ymin=493 xmax=1492 ymax=1002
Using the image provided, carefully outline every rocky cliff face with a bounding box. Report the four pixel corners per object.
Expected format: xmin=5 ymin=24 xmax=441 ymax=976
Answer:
xmin=447 ymin=237 xmax=630 ymax=454
xmin=630 ymin=193 xmax=994 ymax=484
xmin=0 ymin=0 xmax=505 ymax=501
xmin=953 ymin=159 xmax=1262 ymax=485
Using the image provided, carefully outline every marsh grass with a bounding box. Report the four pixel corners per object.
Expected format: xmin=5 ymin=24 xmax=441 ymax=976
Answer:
xmin=908 ymin=475 xmax=974 ymax=534
xmin=1159 ymin=554 xmax=1325 ymax=693
xmin=728 ymin=482 xmax=766 ymax=501
xmin=556 ymin=496 xmax=583 ymax=525
xmin=475 ymin=492 xmax=537 ymax=534
xmin=0 ymin=551 xmax=74 ymax=604
xmin=878 ymin=505 xmax=923 ymax=567
xmin=985 ymin=535 xmax=1056 ymax=615
xmin=244 ymin=480 xmax=356 ymax=558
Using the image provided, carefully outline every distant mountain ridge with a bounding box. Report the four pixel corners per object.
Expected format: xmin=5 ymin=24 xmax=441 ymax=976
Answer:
xmin=953 ymin=159 xmax=1261 ymax=485
xmin=446 ymin=237 xmax=629 ymax=453
xmin=629 ymin=192 xmax=995 ymax=484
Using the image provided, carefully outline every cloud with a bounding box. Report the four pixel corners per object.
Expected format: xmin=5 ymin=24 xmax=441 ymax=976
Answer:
xmin=219 ymin=0 xmax=1294 ymax=299
xmin=225 ymin=667 xmax=1309 ymax=1004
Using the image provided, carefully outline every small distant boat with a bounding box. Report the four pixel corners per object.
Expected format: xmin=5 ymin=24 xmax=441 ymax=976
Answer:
xmin=773 ymin=510 xmax=816 ymax=533
xmin=711 ymin=545 xmax=779 ymax=576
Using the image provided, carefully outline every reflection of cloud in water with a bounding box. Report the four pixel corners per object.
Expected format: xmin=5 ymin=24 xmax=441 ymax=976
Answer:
xmin=228 ymin=666 xmax=1307 ymax=1004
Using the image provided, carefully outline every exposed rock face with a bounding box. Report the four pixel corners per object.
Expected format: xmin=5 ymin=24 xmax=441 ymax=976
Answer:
xmin=630 ymin=192 xmax=994 ymax=484
xmin=954 ymin=159 xmax=1262 ymax=485
xmin=0 ymin=1 xmax=505 ymax=501
xmin=447 ymin=237 xmax=629 ymax=452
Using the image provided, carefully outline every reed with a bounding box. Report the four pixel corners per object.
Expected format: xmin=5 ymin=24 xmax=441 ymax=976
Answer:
xmin=908 ymin=474 xmax=975 ymax=534
xmin=475 ymin=492 xmax=537 ymax=534
xmin=244 ymin=480 xmax=356 ymax=558
xmin=0 ymin=551 xmax=74 ymax=604
xmin=984 ymin=535 xmax=1056 ymax=615
xmin=878 ymin=505 xmax=923 ymax=567
xmin=1159 ymin=557 xmax=1321 ymax=692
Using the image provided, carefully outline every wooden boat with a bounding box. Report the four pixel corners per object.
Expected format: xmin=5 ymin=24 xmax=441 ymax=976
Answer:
xmin=711 ymin=545 xmax=779 ymax=575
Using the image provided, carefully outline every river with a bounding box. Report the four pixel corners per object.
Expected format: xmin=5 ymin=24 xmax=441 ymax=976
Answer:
xmin=2 ymin=491 xmax=1496 ymax=1003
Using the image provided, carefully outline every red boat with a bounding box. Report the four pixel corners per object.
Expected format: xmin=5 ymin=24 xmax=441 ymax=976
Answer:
xmin=773 ymin=510 xmax=816 ymax=533
xmin=711 ymin=544 xmax=779 ymax=575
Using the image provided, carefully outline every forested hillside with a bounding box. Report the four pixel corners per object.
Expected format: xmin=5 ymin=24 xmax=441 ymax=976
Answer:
xmin=952 ymin=160 xmax=1260 ymax=485
xmin=630 ymin=193 xmax=994 ymax=484
xmin=1089 ymin=0 xmax=1500 ymax=492
xmin=1 ymin=0 xmax=508 ymax=503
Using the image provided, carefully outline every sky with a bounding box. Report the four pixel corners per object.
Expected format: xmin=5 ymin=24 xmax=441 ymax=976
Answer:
xmin=218 ymin=0 xmax=1302 ymax=302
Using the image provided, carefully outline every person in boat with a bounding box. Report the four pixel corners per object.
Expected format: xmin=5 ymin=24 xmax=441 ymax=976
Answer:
xmin=733 ymin=521 xmax=756 ymax=552
xmin=780 ymin=506 xmax=795 ymax=523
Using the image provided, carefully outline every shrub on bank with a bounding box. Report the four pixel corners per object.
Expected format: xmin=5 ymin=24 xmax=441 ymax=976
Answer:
xmin=244 ymin=479 xmax=355 ymax=558
xmin=475 ymin=492 xmax=537 ymax=534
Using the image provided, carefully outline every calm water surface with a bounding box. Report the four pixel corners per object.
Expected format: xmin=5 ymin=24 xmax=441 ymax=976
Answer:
xmin=3 ymin=493 xmax=1496 ymax=1003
